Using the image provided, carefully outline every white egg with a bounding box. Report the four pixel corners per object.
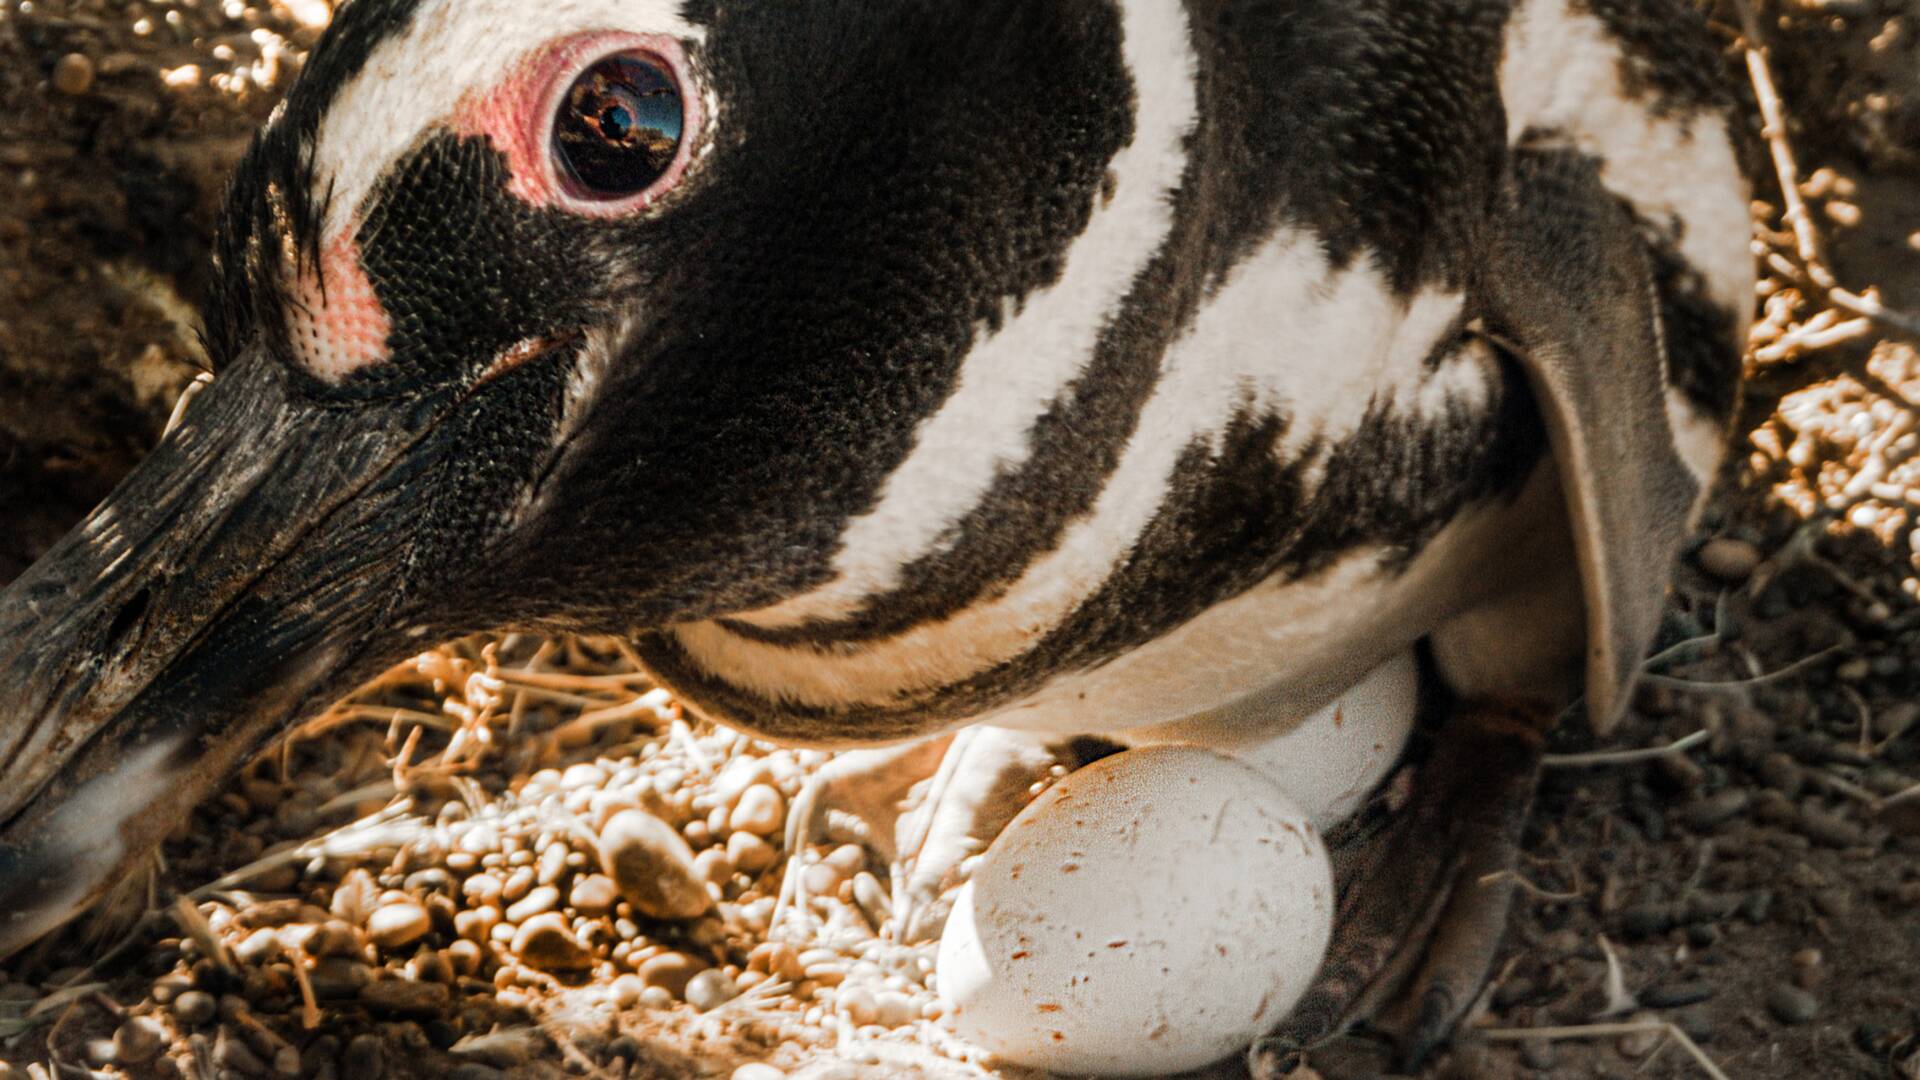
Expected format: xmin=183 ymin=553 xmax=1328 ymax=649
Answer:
xmin=1122 ymin=650 xmax=1420 ymax=830
xmin=936 ymin=745 xmax=1333 ymax=1077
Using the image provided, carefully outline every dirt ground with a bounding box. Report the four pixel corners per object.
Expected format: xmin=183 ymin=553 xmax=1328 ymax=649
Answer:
xmin=2 ymin=1 xmax=1919 ymax=1078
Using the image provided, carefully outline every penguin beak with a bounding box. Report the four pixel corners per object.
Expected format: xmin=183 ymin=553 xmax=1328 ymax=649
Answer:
xmin=0 ymin=345 xmax=470 ymax=958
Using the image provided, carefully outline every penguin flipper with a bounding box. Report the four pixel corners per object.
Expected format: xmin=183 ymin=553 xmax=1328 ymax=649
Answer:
xmin=1478 ymin=145 xmax=1710 ymax=733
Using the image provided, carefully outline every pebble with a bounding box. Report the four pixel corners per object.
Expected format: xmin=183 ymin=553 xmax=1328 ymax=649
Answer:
xmin=1518 ymin=1037 xmax=1557 ymax=1070
xmin=344 ymin=1033 xmax=386 ymax=1079
xmin=837 ymin=985 xmax=879 ymax=1026
xmin=309 ymin=959 xmax=375 ymax=999
xmin=569 ymin=874 xmax=619 ymax=916
xmin=217 ymin=1025 xmax=268 ymax=1076
xmin=1680 ymin=789 xmax=1749 ymax=831
xmin=639 ymin=951 xmax=706 ymax=997
xmin=612 ymin=973 xmax=648 ymax=1008
xmin=728 ymin=831 xmax=777 ymax=874
xmin=599 ymin=810 xmax=713 ymax=920
xmin=367 ymin=902 xmax=432 ymax=948
xmin=733 ymin=1066 xmax=786 ymax=1080
xmin=694 ymin=848 xmax=734 ymax=886
xmin=173 ymin=990 xmax=218 ymax=1025
xmin=1799 ymin=808 xmax=1866 ymax=848
xmin=729 ymin=784 xmax=786 ymax=836
xmin=1616 ymin=1012 xmax=1664 ymax=1057
xmin=360 ymin=978 xmax=451 ymax=1016
xmin=52 ymin=52 xmax=94 ymax=96
xmin=686 ymin=969 xmax=740 ymax=1011
xmin=234 ymin=927 xmax=281 ymax=966
xmin=504 ymin=884 xmax=560 ymax=923
xmin=1767 ymin=983 xmax=1820 ymax=1024
xmin=513 ymin=912 xmax=593 ymax=971
xmin=1695 ymin=537 xmax=1762 ymax=581
xmin=462 ymin=873 xmax=504 ymax=906
xmin=1641 ymin=980 xmax=1714 ymax=1008
xmin=874 ymin=990 xmax=916 ymax=1028
xmin=112 ymin=1016 xmax=167 ymax=1065
xmin=501 ymin=866 xmax=536 ymax=903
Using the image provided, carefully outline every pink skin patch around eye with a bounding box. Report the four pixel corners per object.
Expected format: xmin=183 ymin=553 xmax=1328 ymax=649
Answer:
xmin=449 ymin=30 xmax=700 ymax=216
xmin=286 ymin=32 xmax=697 ymax=381
xmin=288 ymin=231 xmax=392 ymax=381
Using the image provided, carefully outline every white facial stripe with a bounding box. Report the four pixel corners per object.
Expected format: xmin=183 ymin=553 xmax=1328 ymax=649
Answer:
xmin=675 ymin=235 xmax=1498 ymax=709
xmin=311 ymin=0 xmax=703 ymax=238
xmin=735 ymin=0 xmax=1200 ymax=629
xmin=1499 ymin=0 xmax=1753 ymax=324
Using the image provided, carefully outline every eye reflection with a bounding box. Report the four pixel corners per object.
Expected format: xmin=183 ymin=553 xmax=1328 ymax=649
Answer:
xmin=552 ymin=53 xmax=684 ymax=198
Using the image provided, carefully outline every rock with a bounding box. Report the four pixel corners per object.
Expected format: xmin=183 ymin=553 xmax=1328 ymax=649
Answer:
xmin=1799 ymin=808 xmax=1866 ymax=848
xmin=694 ymin=848 xmax=734 ymax=886
xmin=1680 ymin=789 xmax=1749 ymax=831
xmin=599 ymin=810 xmax=713 ymax=920
xmin=308 ymin=959 xmax=375 ymax=999
xmin=502 ymin=866 xmax=536 ymax=904
xmin=837 ymin=985 xmax=879 ymax=1026
xmin=1696 ymin=537 xmax=1762 ymax=581
xmin=512 ymin=913 xmax=593 ymax=971
xmin=612 ymin=973 xmax=647 ymax=1008
xmin=802 ymin=862 xmax=844 ymax=898
xmin=360 ymin=978 xmax=451 ymax=1017
xmin=853 ymin=872 xmax=891 ymax=927
xmin=112 ymin=1016 xmax=167 ymax=1065
xmin=462 ymin=873 xmax=505 ymax=906
xmin=1767 ymin=983 xmax=1820 ymax=1024
xmin=734 ymin=1066 xmax=787 ymax=1080
xmin=173 ymin=990 xmax=218 ymax=1025
xmin=729 ymin=784 xmax=787 ymax=836
xmin=455 ymin=905 xmax=501 ymax=942
xmin=367 ymin=902 xmax=432 ymax=949
xmin=728 ymin=832 xmax=777 ymax=874
xmin=344 ymin=1033 xmax=386 ymax=1079
xmin=1641 ymin=980 xmax=1714 ymax=1008
xmin=1616 ymin=1013 xmax=1663 ymax=1057
xmin=874 ymin=990 xmax=916 ymax=1028
xmin=504 ymin=884 xmax=560 ymax=924
xmin=448 ymin=939 xmax=484 ymax=976
xmin=216 ymin=1025 xmax=268 ymax=1076
xmin=638 ymin=951 xmax=706 ymax=998
xmin=51 ymin=53 xmax=94 ymax=96
xmin=685 ymin=969 xmax=739 ymax=1011
xmin=1518 ymin=1037 xmax=1556 ymax=1070
xmin=234 ymin=927 xmax=281 ymax=966
xmin=569 ymin=874 xmax=619 ymax=916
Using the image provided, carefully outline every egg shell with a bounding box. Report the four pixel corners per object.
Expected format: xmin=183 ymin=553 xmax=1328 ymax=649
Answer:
xmin=937 ymin=745 xmax=1333 ymax=1077
xmin=1124 ymin=650 xmax=1419 ymax=830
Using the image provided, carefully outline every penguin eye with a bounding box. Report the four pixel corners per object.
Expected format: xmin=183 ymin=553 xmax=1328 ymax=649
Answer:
xmin=551 ymin=52 xmax=684 ymax=200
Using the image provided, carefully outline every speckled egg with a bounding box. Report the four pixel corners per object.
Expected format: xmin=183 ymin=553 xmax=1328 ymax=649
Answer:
xmin=936 ymin=745 xmax=1333 ymax=1077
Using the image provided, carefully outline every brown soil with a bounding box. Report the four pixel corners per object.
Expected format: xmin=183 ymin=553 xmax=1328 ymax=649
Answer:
xmin=2 ymin=1 xmax=1919 ymax=1078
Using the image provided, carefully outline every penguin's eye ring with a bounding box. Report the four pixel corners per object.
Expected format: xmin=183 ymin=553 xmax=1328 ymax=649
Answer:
xmin=549 ymin=51 xmax=686 ymax=203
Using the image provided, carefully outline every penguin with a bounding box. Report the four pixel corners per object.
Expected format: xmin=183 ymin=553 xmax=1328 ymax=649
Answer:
xmin=0 ymin=0 xmax=1750 ymax=1069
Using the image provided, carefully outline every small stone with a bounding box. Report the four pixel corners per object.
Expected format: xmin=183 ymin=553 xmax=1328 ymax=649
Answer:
xmin=1641 ymin=980 xmax=1713 ymax=1008
xmin=599 ymin=810 xmax=713 ymax=920
xmin=1767 ymin=983 xmax=1819 ymax=1024
xmin=462 ymin=873 xmax=505 ymax=906
xmin=1799 ymin=808 xmax=1866 ymax=848
xmin=638 ymin=952 xmax=706 ymax=998
xmin=686 ymin=969 xmax=740 ymax=1011
xmin=1518 ymin=1037 xmax=1556 ymax=1070
xmin=569 ymin=874 xmax=619 ymax=916
xmin=733 ymin=1066 xmax=786 ymax=1080
xmin=1616 ymin=1012 xmax=1663 ymax=1057
xmin=344 ymin=1033 xmax=385 ymax=1079
xmin=504 ymin=884 xmax=560 ymax=924
xmin=308 ymin=959 xmax=375 ymax=999
xmin=729 ymin=784 xmax=786 ymax=836
xmin=802 ymin=862 xmax=844 ymax=898
xmin=727 ymin=832 xmax=777 ymax=874
xmin=640 ymin=985 xmax=673 ymax=1009
xmin=216 ymin=1025 xmax=268 ymax=1076
xmin=360 ymin=978 xmax=451 ymax=1016
xmin=853 ymin=872 xmax=891 ymax=927
xmin=512 ymin=913 xmax=593 ymax=971
xmin=537 ymin=842 xmax=570 ymax=887
xmin=112 ymin=1016 xmax=167 ymax=1065
xmin=367 ymin=902 xmax=432 ymax=949
xmin=874 ymin=990 xmax=915 ymax=1028
xmin=1695 ymin=537 xmax=1762 ymax=582
xmin=408 ymin=950 xmax=456 ymax=985
xmin=173 ymin=990 xmax=218 ymax=1025
xmin=448 ymin=939 xmax=484 ymax=976
xmin=1680 ymin=789 xmax=1749 ymax=831
xmin=836 ymin=985 xmax=879 ymax=1026
xmin=234 ymin=927 xmax=282 ymax=966
xmin=501 ymin=866 xmax=536 ymax=904
xmin=52 ymin=53 xmax=94 ymax=96
xmin=694 ymin=847 xmax=734 ymax=886
xmin=612 ymin=973 xmax=647 ymax=1008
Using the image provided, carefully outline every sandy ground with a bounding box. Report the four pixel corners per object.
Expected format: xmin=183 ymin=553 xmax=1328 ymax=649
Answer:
xmin=2 ymin=1 xmax=1920 ymax=1078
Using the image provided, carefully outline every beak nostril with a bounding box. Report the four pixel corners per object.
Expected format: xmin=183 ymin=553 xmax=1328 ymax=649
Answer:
xmin=106 ymin=588 xmax=152 ymax=652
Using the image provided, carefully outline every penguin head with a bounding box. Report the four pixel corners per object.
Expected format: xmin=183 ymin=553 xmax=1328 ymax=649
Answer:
xmin=0 ymin=0 xmax=1139 ymax=955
